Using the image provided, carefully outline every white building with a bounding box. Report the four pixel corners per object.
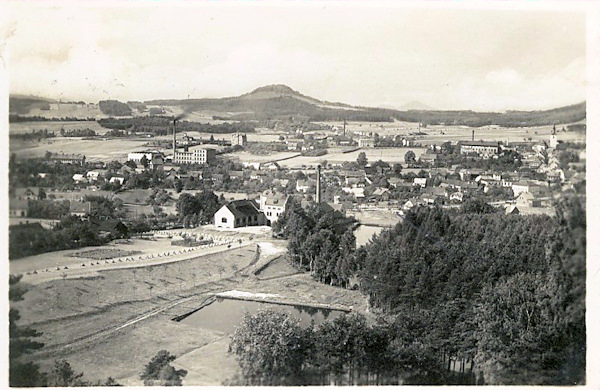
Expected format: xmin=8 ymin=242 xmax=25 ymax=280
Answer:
xmin=259 ymin=191 xmax=288 ymax=225
xmin=174 ymin=147 xmax=216 ymax=165
xmin=127 ymin=151 xmax=164 ymax=171
xmin=358 ymin=138 xmax=375 ymax=148
xmin=109 ymin=176 xmax=125 ymax=185
xmin=413 ymin=177 xmax=427 ymax=188
xmin=214 ymin=200 xmax=266 ymax=229
xmin=231 ymin=133 xmax=248 ymax=147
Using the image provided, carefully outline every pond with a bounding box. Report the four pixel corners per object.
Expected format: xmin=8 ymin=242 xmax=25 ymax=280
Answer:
xmin=179 ymin=297 xmax=348 ymax=334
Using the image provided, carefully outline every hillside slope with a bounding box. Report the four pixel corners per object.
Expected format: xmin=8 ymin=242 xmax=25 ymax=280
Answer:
xmin=145 ymin=85 xmax=586 ymax=126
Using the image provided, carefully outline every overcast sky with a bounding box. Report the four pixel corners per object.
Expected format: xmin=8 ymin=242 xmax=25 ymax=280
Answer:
xmin=4 ymin=2 xmax=588 ymax=111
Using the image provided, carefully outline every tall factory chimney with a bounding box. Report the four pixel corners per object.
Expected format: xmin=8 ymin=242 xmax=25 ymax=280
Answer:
xmin=172 ymin=119 xmax=177 ymax=160
xmin=471 ymin=129 xmax=475 ymax=142
xmin=343 ymin=120 xmax=347 ymax=137
xmin=316 ymin=164 xmax=322 ymax=204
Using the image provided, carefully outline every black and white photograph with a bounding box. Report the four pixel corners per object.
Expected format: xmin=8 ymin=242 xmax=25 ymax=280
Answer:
xmin=2 ymin=0 xmax=597 ymax=387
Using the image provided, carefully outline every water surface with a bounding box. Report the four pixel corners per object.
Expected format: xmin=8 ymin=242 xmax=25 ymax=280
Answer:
xmin=180 ymin=297 xmax=347 ymax=334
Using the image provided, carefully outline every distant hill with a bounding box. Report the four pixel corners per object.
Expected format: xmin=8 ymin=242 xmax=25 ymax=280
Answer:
xmin=9 ymin=95 xmax=56 ymax=114
xmin=10 ymin=86 xmax=586 ymax=127
xmin=146 ymin=85 xmax=585 ymax=127
xmin=398 ymin=101 xmax=436 ymax=111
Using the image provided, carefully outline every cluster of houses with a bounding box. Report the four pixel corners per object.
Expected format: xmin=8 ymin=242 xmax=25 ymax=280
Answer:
xmin=8 ymin=186 xmax=92 ymax=219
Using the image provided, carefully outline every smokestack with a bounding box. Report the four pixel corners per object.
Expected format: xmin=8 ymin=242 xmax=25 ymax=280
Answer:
xmin=471 ymin=129 xmax=474 ymax=142
xmin=343 ymin=120 xmax=346 ymax=137
xmin=172 ymin=119 xmax=177 ymax=161
xmin=316 ymin=165 xmax=322 ymax=204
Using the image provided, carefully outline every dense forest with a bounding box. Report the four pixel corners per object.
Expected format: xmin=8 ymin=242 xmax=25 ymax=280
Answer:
xmin=98 ymin=100 xmax=132 ymax=116
xmin=97 ymin=116 xmax=255 ymax=135
xmin=271 ymin=197 xmax=585 ymax=385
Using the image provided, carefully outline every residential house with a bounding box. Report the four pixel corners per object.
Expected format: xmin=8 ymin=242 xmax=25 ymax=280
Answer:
xmin=516 ymin=192 xmax=542 ymax=208
xmin=413 ymin=177 xmax=427 ymax=188
xmin=449 ymin=192 xmax=464 ymax=202
xmin=403 ymin=198 xmax=420 ymax=211
xmin=259 ymin=191 xmax=289 ymax=225
xmin=358 ymin=138 xmax=375 ymax=148
xmin=109 ymin=176 xmax=125 ymax=185
xmin=296 ymin=180 xmax=315 ymax=193
xmin=13 ymin=187 xmax=41 ymax=200
xmin=388 ymin=177 xmax=412 ymax=189
xmin=70 ymin=201 xmax=92 ymax=217
xmin=341 ymin=187 xmax=365 ymax=198
xmin=9 ymin=199 xmax=28 ymax=217
xmin=229 ymin=171 xmax=244 ymax=181
xmin=72 ymin=174 xmax=88 ymax=184
xmin=419 ymin=153 xmax=438 ymax=164
xmin=260 ymin=161 xmax=282 ymax=171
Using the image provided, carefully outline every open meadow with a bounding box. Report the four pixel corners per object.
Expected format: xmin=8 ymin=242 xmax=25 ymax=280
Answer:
xmin=10 ymin=231 xmax=367 ymax=385
xmin=9 ymin=137 xmax=155 ymax=162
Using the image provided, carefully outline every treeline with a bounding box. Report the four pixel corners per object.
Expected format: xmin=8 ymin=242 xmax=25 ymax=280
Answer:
xmin=228 ymin=309 xmax=462 ymax=386
xmin=98 ymin=100 xmax=132 ymax=116
xmin=394 ymin=102 xmax=586 ymax=127
xmin=273 ymin=199 xmax=358 ymax=287
xmin=98 ymin=116 xmax=255 ymax=135
xmin=359 ymin=199 xmax=585 ymax=384
xmin=59 ymin=128 xmax=96 ymax=137
xmin=9 ymin=115 xmax=95 ymax=123
xmin=10 ymin=129 xmax=56 ymax=141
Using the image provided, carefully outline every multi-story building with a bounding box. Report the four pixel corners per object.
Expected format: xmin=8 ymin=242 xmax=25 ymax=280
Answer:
xmin=259 ymin=191 xmax=288 ymax=225
xmin=49 ymin=153 xmax=86 ymax=165
xmin=459 ymin=141 xmax=500 ymax=157
xmin=358 ymin=138 xmax=375 ymax=148
xmin=173 ymin=147 xmax=215 ymax=165
xmin=231 ymin=133 xmax=248 ymax=147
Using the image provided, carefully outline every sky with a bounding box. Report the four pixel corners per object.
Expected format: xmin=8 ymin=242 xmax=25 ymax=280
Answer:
xmin=2 ymin=2 xmax=589 ymax=111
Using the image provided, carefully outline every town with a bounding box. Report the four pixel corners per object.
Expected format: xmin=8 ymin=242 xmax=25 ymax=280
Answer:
xmin=6 ymin=3 xmax=589 ymax=388
xmin=8 ymin=90 xmax=586 ymax=386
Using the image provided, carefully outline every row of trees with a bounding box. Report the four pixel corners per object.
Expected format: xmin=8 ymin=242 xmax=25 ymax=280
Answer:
xmin=97 ymin=116 xmax=255 ymax=135
xmin=228 ymin=309 xmax=466 ymax=386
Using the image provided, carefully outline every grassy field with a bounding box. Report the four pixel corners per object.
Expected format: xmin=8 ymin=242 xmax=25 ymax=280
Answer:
xmin=12 ymin=235 xmax=367 ymax=385
xmin=10 ymin=137 xmax=153 ymax=162
xmin=316 ymin=120 xmax=586 ymax=145
xmin=226 ymin=150 xmax=300 ymax=163
xmin=9 ymin=121 xmax=108 ymax=135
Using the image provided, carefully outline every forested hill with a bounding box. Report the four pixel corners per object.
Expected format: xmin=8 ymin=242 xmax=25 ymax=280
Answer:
xmin=9 ymin=95 xmax=56 ymax=114
xmin=146 ymin=85 xmax=585 ymax=126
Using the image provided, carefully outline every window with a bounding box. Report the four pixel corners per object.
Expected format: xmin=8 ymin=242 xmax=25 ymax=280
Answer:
xmin=221 ymin=217 xmax=227 ymax=223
